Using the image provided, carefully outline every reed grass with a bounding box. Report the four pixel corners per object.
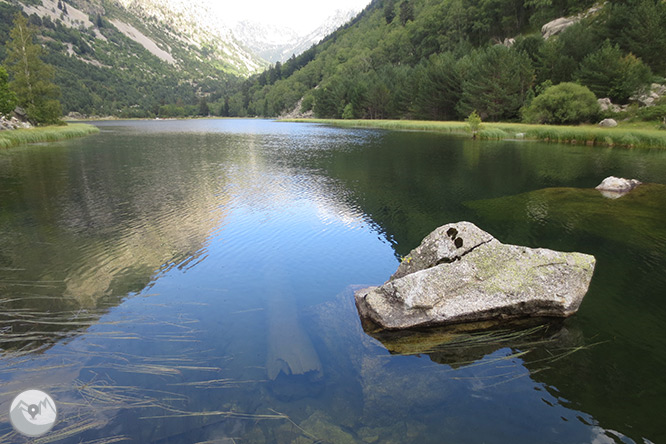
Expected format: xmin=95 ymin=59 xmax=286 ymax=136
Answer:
xmin=0 ymin=123 xmax=99 ymax=149
xmin=285 ymin=118 xmax=666 ymax=148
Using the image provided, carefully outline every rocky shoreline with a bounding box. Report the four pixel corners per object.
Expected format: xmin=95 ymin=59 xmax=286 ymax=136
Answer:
xmin=0 ymin=114 xmax=32 ymax=131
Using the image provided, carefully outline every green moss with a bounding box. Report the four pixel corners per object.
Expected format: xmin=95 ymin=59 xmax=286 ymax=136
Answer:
xmin=466 ymin=184 xmax=666 ymax=250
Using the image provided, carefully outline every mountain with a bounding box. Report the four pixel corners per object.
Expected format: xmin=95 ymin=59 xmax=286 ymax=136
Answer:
xmin=230 ymin=0 xmax=666 ymax=121
xmin=107 ymin=0 xmax=266 ymax=75
xmin=0 ymin=0 xmax=267 ymax=117
xmin=233 ymin=9 xmax=361 ymax=63
xmin=232 ymin=21 xmax=300 ymax=64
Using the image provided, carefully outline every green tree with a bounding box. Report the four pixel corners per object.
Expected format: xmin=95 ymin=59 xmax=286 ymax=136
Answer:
xmin=198 ymin=97 xmax=210 ymax=116
xmin=341 ymin=103 xmax=355 ymax=119
xmin=384 ymin=0 xmax=397 ymax=24
xmin=399 ymin=1 xmax=414 ymax=25
xmin=576 ymin=40 xmax=652 ymax=104
xmin=604 ymin=0 xmax=666 ymax=75
xmin=522 ymin=82 xmax=600 ymax=124
xmin=466 ymin=110 xmax=482 ymax=138
xmin=3 ymin=13 xmax=61 ymax=124
xmin=457 ymin=45 xmax=535 ymax=121
xmin=0 ymin=66 xmax=17 ymax=115
xmin=535 ymin=22 xmax=599 ymax=85
xmin=414 ymin=52 xmax=462 ymax=120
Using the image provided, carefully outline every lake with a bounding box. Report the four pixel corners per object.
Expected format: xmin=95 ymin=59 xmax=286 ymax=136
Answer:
xmin=1 ymin=119 xmax=665 ymax=443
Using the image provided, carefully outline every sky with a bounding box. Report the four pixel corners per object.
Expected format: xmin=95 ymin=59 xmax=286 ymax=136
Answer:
xmin=208 ymin=0 xmax=372 ymax=33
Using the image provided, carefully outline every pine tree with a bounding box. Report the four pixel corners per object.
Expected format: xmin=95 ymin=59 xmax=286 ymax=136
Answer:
xmin=414 ymin=52 xmax=462 ymax=120
xmin=198 ymin=97 xmax=210 ymax=116
xmin=457 ymin=46 xmax=535 ymax=121
xmin=606 ymin=0 xmax=666 ymax=75
xmin=399 ymin=1 xmax=414 ymax=25
xmin=577 ymin=40 xmax=652 ymax=103
xmin=3 ymin=13 xmax=62 ymax=125
xmin=220 ymin=96 xmax=230 ymax=117
xmin=384 ymin=0 xmax=397 ymax=23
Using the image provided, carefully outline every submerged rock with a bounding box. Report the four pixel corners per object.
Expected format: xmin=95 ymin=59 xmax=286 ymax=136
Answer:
xmin=595 ymin=176 xmax=642 ymax=198
xmin=467 ymin=185 xmax=666 ymax=251
xmin=355 ymin=222 xmax=595 ymax=330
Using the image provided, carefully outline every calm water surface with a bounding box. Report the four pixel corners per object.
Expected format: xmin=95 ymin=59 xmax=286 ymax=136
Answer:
xmin=1 ymin=119 xmax=665 ymax=443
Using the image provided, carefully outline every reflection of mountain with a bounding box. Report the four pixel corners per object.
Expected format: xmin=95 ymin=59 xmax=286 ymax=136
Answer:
xmin=0 ymin=122 xmax=370 ymax=357
xmin=0 ymin=130 xmax=230 ymax=353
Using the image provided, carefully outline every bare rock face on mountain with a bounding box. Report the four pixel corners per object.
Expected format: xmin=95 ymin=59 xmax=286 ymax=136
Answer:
xmin=541 ymin=4 xmax=604 ymax=40
xmin=541 ymin=17 xmax=579 ymax=39
xmin=355 ymin=222 xmax=596 ymax=330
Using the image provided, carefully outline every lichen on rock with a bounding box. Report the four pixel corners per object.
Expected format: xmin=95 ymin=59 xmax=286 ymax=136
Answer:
xmin=355 ymin=222 xmax=596 ymax=330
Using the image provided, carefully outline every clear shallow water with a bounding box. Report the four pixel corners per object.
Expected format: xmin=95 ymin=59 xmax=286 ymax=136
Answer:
xmin=0 ymin=119 xmax=665 ymax=443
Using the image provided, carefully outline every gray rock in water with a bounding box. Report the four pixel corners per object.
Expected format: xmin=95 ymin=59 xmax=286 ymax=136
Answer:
xmin=595 ymin=176 xmax=642 ymax=199
xmin=355 ymin=222 xmax=596 ymax=330
xmin=598 ymin=118 xmax=618 ymax=127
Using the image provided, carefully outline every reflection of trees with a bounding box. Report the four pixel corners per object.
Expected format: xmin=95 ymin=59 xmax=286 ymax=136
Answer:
xmin=315 ymin=133 xmax=666 ymax=443
xmin=319 ymin=131 xmax=666 ymax=256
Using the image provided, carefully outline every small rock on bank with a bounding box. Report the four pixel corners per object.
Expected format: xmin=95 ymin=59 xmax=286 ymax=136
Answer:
xmin=355 ymin=222 xmax=596 ymax=330
xmin=598 ymin=118 xmax=618 ymax=127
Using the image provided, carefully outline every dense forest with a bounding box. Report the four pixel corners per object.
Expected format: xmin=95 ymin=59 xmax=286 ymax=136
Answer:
xmin=2 ymin=0 xmax=666 ymax=122
xmin=227 ymin=0 xmax=666 ymax=123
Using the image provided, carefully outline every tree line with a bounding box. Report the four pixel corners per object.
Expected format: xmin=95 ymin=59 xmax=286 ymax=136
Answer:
xmin=2 ymin=0 xmax=665 ymax=124
xmin=226 ymin=0 xmax=666 ymax=123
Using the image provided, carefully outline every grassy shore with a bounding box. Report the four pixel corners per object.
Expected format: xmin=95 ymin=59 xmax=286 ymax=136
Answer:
xmin=0 ymin=123 xmax=100 ymax=149
xmin=284 ymin=118 xmax=666 ymax=149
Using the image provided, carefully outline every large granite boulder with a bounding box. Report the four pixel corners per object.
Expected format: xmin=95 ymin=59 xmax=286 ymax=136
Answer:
xmin=355 ymin=222 xmax=596 ymax=330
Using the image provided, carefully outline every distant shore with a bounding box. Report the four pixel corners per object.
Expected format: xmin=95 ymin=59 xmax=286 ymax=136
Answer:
xmin=283 ymin=119 xmax=666 ymax=149
xmin=0 ymin=123 xmax=100 ymax=149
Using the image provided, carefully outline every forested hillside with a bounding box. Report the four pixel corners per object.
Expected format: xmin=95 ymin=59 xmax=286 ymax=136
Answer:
xmin=231 ymin=0 xmax=666 ymax=122
xmin=0 ymin=0 xmax=264 ymax=117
